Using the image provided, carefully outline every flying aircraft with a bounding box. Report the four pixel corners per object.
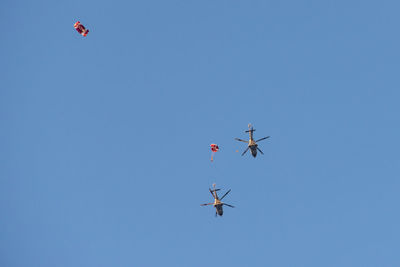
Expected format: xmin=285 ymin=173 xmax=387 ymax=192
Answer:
xmin=201 ymin=184 xmax=234 ymax=217
xmin=235 ymin=124 xmax=270 ymax=158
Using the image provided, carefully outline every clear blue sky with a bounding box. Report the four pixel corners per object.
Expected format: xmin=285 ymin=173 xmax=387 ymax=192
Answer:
xmin=1 ymin=0 xmax=400 ymax=266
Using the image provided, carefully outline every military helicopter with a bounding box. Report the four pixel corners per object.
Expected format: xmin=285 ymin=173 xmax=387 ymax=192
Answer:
xmin=235 ymin=124 xmax=270 ymax=157
xmin=201 ymin=184 xmax=234 ymax=217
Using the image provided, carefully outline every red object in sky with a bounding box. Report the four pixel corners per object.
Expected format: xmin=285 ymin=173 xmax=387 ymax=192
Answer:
xmin=74 ymin=21 xmax=89 ymax=37
xmin=210 ymin=144 xmax=219 ymax=152
xmin=210 ymin=144 xmax=219 ymax=161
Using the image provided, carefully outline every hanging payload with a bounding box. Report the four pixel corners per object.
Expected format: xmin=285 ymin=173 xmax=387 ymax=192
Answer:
xmin=210 ymin=144 xmax=219 ymax=162
xmin=74 ymin=21 xmax=89 ymax=37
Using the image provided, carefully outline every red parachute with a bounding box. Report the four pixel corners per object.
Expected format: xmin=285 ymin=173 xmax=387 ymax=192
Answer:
xmin=74 ymin=21 xmax=89 ymax=37
xmin=210 ymin=144 xmax=219 ymax=162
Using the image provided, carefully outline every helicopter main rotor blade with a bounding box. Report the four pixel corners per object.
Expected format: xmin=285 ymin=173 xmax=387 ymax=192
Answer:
xmin=255 ymin=136 xmax=270 ymax=143
xmin=220 ymin=189 xmax=231 ymax=200
xmin=223 ymin=203 xmax=235 ymax=208
xmin=241 ymin=147 xmax=249 ymax=156
xmin=257 ymin=147 xmax=264 ymax=155
xmin=235 ymin=138 xmax=248 ymax=143
xmin=200 ymin=203 xmax=214 ymax=206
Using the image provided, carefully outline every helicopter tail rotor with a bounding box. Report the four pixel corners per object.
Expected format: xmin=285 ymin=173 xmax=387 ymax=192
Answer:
xmin=211 ymin=184 xmax=221 ymax=192
xmin=209 ymin=188 xmax=220 ymax=199
xmin=245 ymin=123 xmax=255 ymax=133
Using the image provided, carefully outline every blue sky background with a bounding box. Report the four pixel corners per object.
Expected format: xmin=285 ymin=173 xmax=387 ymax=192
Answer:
xmin=1 ymin=0 xmax=400 ymax=266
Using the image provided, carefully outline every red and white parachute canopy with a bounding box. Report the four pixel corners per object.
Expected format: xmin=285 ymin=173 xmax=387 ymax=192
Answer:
xmin=74 ymin=21 xmax=89 ymax=37
xmin=210 ymin=144 xmax=219 ymax=162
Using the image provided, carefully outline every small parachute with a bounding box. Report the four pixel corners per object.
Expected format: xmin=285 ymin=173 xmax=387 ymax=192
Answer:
xmin=210 ymin=144 xmax=219 ymax=162
xmin=74 ymin=21 xmax=89 ymax=37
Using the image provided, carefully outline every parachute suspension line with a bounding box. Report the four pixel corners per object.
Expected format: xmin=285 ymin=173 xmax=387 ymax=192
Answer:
xmin=210 ymin=144 xmax=219 ymax=162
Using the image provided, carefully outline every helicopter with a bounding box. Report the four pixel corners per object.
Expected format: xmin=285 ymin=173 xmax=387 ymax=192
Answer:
xmin=235 ymin=124 xmax=270 ymax=158
xmin=201 ymin=184 xmax=234 ymax=217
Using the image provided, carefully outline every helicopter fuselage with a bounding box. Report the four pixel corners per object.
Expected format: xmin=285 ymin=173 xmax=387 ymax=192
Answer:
xmin=214 ymin=199 xmax=224 ymax=216
xmin=214 ymin=204 xmax=224 ymax=216
xmin=248 ymin=133 xmax=258 ymax=157
xmin=249 ymin=145 xmax=258 ymax=157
